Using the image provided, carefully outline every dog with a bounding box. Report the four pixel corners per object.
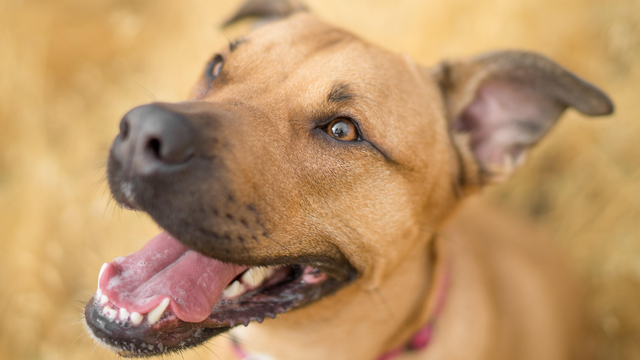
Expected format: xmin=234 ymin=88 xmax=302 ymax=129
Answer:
xmin=84 ymin=0 xmax=614 ymax=359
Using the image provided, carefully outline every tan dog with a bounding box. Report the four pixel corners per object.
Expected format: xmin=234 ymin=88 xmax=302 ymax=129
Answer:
xmin=84 ymin=1 xmax=613 ymax=360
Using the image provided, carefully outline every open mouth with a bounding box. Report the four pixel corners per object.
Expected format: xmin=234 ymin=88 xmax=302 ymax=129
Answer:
xmin=84 ymin=231 xmax=351 ymax=357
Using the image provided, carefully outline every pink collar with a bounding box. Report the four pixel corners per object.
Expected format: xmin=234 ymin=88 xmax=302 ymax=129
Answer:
xmin=376 ymin=257 xmax=450 ymax=360
xmin=231 ymin=245 xmax=450 ymax=360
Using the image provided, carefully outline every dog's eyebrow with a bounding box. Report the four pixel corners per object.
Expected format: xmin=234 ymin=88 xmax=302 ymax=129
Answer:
xmin=327 ymin=83 xmax=356 ymax=105
xmin=229 ymin=38 xmax=247 ymax=53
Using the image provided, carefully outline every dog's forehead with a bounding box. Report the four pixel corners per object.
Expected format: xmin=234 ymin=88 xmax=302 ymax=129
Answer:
xmin=213 ymin=14 xmax=446 ymax=169
xmin=224 ymin=14 xmax=369 ymax=91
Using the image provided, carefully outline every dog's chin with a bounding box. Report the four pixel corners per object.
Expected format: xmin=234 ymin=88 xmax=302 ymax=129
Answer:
xmin=84 ymin=205 xmax=355 ymax=358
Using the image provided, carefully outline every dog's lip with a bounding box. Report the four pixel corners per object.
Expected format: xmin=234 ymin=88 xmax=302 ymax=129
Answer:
xmin=85 ymin=232 xmax=355 ymax=357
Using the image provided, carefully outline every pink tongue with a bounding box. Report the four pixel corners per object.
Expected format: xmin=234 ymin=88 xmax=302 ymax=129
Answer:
xmin=98 ymin=232 xmax=247 ymax=323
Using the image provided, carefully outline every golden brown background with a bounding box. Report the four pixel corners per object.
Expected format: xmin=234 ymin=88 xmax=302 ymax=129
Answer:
xmin=1 ymin=0 xmax=638 ymax=359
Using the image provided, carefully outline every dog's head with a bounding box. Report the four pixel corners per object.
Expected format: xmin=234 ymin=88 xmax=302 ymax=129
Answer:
xmin=84 ymin=0 xmax=613 ymax=357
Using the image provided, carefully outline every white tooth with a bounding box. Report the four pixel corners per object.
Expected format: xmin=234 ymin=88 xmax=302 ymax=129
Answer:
xmin=223 ymin=281 xmax=245 ymax=298
xmin=100 ymin=295 xmax=109 ymax=305
xmin=130 ymin=312 xmax=143 ymax=326
xmin=104 ymin=306 xmax=117 ymax=320
xmin=241 ymin=267 xmax=270 ymax=287
xmin=119 ymin=308 xmax=130 ymax=321
xmin=98 ymin=263 xmax=108 ymax=283
xmin=264 ymin=266 xmax=275 ymax=277
xmin=147 ymin=298 xmax=170 ymax=325
xmin=96 ymin=289 xmax=102 ymax=300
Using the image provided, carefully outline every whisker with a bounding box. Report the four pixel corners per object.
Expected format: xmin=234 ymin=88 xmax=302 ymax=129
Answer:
xmin=133 ymin=82 xmax=158 ymax=102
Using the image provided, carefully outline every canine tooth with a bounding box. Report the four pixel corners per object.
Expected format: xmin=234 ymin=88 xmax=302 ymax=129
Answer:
xmin=130 ymin=312 xmax=143 ymax=326
xmin=96 ymin=289 xmax=102 ymax=300
xmin=119 ymin=308 xmax=130 ymax=321
xmin=241 ymin=267 xmax=271 ymax=287
xmin=98 ymin=263 xmax=108 ymax=283
xmin=223 ymin=281 xmax=245 ymax=298
xmin=99 ymin=294 xmax=109 ymax=305
xmin=104 ymin=306 xmax=117 ymax=320
xmin=147 ymin=298 xmax=170 ymax=325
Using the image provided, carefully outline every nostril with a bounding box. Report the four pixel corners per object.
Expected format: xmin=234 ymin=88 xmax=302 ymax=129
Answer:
xmin=120 ymin=119 xmax=130 ymax=140
xmin=146 ymin=138 xmax=162 ymax=159
xmin=120 ymin=104 xmax=196 ymax=171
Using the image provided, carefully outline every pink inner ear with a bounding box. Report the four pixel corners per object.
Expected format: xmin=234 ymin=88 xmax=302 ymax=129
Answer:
xmin=455 ymin=80 xmax=564 ymax=167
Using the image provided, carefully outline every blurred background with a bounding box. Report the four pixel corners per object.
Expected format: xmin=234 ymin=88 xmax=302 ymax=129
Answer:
xmin=0 ymin=0 xmax=638 ymax=359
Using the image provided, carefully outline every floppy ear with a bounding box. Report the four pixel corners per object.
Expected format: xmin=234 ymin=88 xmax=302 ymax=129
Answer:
xmin=223 ymin=0 xmax=308 ymax=28
xmin=431 ymin=50 xmax=614 ymax=187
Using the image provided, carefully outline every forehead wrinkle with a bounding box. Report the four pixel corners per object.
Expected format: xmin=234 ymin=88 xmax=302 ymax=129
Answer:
xmin=326 ymin=81 xmax=386 ymax=108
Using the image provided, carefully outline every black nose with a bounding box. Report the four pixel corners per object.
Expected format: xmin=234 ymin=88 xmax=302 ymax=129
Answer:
xmin=113 ymin=104 xmax=196 ymax=176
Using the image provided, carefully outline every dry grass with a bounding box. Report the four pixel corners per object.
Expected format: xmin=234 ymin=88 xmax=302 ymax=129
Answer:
xmin=0 ymin=0 xmax=638 ymax=359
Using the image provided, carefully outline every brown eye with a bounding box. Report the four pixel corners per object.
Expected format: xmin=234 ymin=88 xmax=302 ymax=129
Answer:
xmin=325 ymin=118 xmax=359 ymax=141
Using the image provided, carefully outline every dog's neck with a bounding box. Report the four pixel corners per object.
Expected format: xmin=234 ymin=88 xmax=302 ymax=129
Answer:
xmin=231 ymin=234 xmax=445 ymax=360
